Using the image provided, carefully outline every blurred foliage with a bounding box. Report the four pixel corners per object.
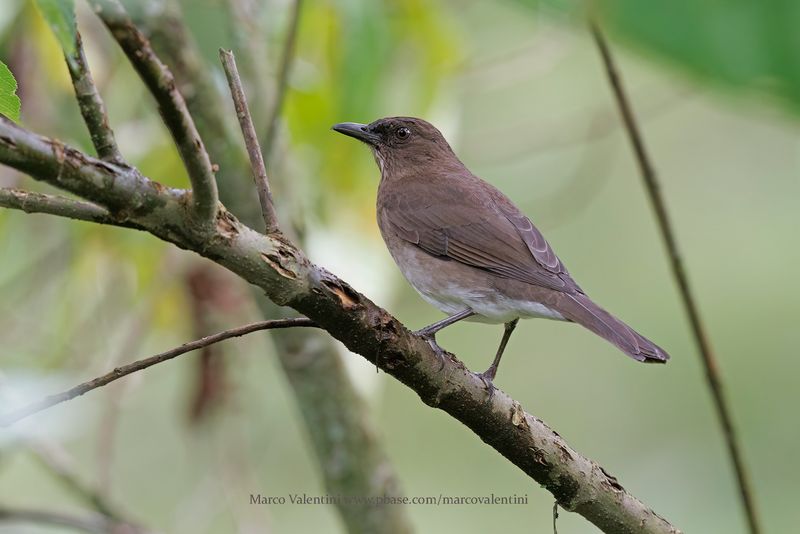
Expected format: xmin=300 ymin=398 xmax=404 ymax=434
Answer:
xmin=0 ymin=60 xmax=19 ymax=120
xmin=284 ymin=0 xmax=461 ymax=219
xmin=33 ymin=0 xmax=76 ymax=59
xmin=516 ymin=0 xmax=800 ymax=112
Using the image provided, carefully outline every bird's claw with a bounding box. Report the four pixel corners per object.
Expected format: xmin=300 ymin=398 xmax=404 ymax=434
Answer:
xmin=476 ymin=367 xmax=498 ymax=402
xmin=414 ymin=331 xmax=448 ymax=370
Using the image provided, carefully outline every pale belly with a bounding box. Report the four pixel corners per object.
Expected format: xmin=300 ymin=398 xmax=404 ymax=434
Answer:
xmin=385 ymin=234 xmax=565 ymax=325
xmin=417 ymin=286 xmax=566 ymax=324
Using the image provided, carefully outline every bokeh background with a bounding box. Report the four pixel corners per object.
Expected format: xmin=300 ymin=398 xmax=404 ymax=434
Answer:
xmin=1 ymin=0 xmax=799 ymax=533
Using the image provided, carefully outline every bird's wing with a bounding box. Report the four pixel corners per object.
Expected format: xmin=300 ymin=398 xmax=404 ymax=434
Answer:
xmin=381 ymin=180 xmax=578 ymax=293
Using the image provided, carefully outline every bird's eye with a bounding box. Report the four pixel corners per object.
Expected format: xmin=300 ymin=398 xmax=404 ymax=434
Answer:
xmin=395 ymin=127 xmax=411 ymax=140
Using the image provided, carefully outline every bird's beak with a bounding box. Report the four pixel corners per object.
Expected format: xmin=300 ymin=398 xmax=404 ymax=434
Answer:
xmin=332 ymin=122 xmax=381 ymax=146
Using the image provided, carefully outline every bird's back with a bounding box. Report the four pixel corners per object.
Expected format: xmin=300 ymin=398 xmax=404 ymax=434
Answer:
xmin=377 ymin=168 xmax=580 ymax=294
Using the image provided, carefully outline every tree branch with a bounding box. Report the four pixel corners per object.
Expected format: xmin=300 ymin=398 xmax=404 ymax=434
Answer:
xmin=0 ymin=506 xmax=147 ymax=534
xmin=219 ymin=49 xmax=279 ymax=234
xmin=0 ymin=116 xmax=681 ymax=533
xmin=132 ymin=0 xmax=260 ymax=226
xmin=0 ymin=115 xmax=184 ymax=216
xmin=262 ymin=0 xmax=303 ymax=161
xmin=29 ymin=442 xmax=142 ymax=528
xmin=590 ymin=22 xmax=761 ymax=534
xmin=0 ymin=188 xmax=143 ymax=229
xmin=0 ymin=318 xmax=316 ymax=426
xmin=65 ymin=31 xmax=123 ymax=164
xmin=87 ymin=0 xmax=218 ymax=222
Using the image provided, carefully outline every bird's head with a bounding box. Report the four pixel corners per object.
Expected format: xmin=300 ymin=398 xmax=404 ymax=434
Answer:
xmin=332 ymin=117 xmax=459 ymax=175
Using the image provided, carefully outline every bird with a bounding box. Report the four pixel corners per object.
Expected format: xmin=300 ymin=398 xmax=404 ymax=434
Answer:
xmin=332 ymin=117 xmax=669 ymax=392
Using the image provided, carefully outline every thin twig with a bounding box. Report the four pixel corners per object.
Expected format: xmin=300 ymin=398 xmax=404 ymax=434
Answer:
xmin=0 ymin=115 xmax=174 ymax=214
xmin=29 ymin=442 xmax=136 ymax=524
xmin=133 ymin=2 xmax=264 ymax=227
xmin=219 ymin=49 xmax=279 ymax=234
xmin=0 ymin=318 xmax=317 ymax=426
xmin=262 ymin=0 xmax=303 ymax=161
xmin=553 ymin=501 xmax=559 ymax=534
xmin=0 ymin=506 xmax=146 ymax=534
xmin=590 ymin=22 xmax=761 ymax=534
xmin=66 ymin=31 xmax=123 ymax=164
xmin=88 ymin=0 xmax=219 ymax=222
xmin=0 ymin=188 xmax=143 ymax=229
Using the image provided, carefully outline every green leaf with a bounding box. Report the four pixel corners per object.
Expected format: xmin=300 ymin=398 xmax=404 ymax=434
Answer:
xmin=598 ymin=0 xmax=800 ymax=111
xmin=0 ymin=61 xmax=20 ymax=122
xmin=35 ymin=0 xmax=77 ymax=58
xmin=514 ymin=0 xmax=800 ymax=112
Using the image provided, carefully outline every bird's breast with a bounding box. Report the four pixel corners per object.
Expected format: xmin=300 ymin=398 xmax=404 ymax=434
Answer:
xmin=378 ymin=219 xmax=565 ymax=324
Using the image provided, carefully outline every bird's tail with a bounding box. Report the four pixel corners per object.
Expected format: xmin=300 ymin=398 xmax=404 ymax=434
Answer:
xmin=558 ymin=293 xmax=669 ymax=363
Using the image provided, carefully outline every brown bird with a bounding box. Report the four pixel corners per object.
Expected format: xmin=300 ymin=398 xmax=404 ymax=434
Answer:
xmin=333 ymin=117 xmax=669 ymax=391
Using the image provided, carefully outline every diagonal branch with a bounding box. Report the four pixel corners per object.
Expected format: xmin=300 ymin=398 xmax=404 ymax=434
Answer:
xmin=0 ymin=506 xmax=148 ymax=534
xmin=0 ymin=188 xmax=143 ymax=229
xmin=131 ymin=0 xmax=260 ymax=226
xmin=0 ymin=318 xmax=317 ymax=426
xmin=262 ymin=0 xmax=303 ymax=161
xmin=87 ymin=0 xmax=218 ymax=222
xmin=65 ymin=31 xmax=123 ymax=164
xmin=0 ymin=119 xmax=681 ymax=534
xmin=590 ymin=22 xmax=760 ymax=534
xmin=0 ymin=115 xmax=188 ymax=220
xmin=219 ymin=49 xmax=279 ymax=234
xmin=29 ymin=443 xmax=130 ymax=523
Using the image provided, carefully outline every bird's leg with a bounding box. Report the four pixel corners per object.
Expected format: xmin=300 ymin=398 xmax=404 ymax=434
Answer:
xmin=477 ymin=318 xmax=519 ymax=400
xmin=414 ymin=308 xmax=474 ymax=369
xmin=415 ymin=308 xmax=475 ymax=337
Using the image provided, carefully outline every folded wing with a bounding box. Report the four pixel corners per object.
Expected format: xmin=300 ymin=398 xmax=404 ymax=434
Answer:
xmin=381 ymin=180 xmax=577 ymax=293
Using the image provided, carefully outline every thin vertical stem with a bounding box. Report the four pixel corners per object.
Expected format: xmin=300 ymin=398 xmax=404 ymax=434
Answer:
xmin=590 ymin=22 xmax=761 ymax=534
xmin=219 ymin=49 xmax=279 ymax=233
xmin=262 ymin=0 xmax=303 ymax=161
xmin=65 ymin=32 xmax=123 ymax=164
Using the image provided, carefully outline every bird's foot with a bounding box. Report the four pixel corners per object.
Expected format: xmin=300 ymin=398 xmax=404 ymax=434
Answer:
xmin=476 ymin=365 xmax=498 ymax=402
xmin=413 ymin=330 xmax=448 ymax=370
